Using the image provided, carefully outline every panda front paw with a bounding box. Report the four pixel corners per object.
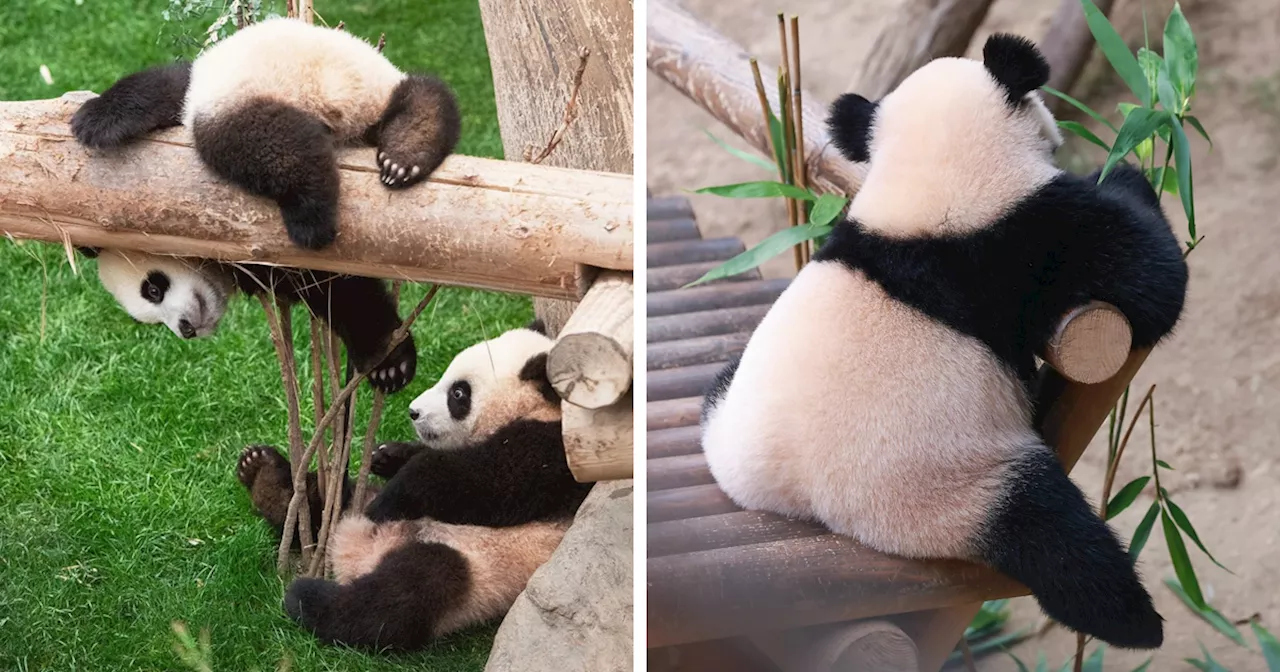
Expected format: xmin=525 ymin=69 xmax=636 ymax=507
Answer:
xmin=365 ymin=336 xmax=417 ymax=394
xmin=376 ymin=150 xmax=429 ymax=190
xmin=370 ymin=441 xmax=424 ymax=479
xmin=236 ymin=444 xmax=288 ymax=489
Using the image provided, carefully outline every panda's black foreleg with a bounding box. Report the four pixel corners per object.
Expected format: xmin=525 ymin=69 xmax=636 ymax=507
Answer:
xmin=369 ymin=441 xmax=425 ymax=479
xmin=70 ymin=62 xmax=191 ymax=149
xmin=283 ymin=541 xmax=470 ymax=651
xmin=191 ymin=99 xmax=340 ymax=250
xmin=369 ymin=75 xmax=461 ymax=189
xmin=977 ymin=444 xmax=1162 ymax=649
xmin=293 ymin=274 xmax=417 ymax=394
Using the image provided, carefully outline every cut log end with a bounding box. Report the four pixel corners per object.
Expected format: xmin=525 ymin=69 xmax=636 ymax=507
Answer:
xmin=1044 ymin=301 xmax=1132 ymax=384
xmin=548 ymin=332 xmax=633 ymax=409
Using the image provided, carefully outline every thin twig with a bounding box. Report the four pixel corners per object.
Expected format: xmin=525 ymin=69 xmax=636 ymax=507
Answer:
xmin=334 ymin=20 xmax=344 ymax=31
xmin=259 ymin=294 xmax=313 ymax=573
xmin=352 ymin=282 xmax=400 ymax=510
xmin=526 ymin=47 xmax=591 ymax=165
xmin=375 ymin=33 xmax=386 ymax=53
xmin=959 ymin=638 xmax=978 ymax=672
xmin=275 ymin=286 xmax=440 ymax=574
xmin=309 ymin=317 xmax=327 ymax=497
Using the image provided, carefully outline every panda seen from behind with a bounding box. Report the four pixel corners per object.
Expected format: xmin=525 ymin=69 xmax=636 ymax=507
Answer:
xmin=70 ymin=18 xmax=460 ymax=250
xmin=235 ymin=322 xmax=593 ymax=650
xmin=701 ymin=34 xmax=1188 ymax=649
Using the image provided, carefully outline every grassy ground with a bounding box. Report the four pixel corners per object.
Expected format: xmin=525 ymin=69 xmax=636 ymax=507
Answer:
xmin=0 ymin=2 xmax=530 ymax=669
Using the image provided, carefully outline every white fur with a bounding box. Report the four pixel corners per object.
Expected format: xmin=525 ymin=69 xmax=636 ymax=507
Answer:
xmin=408 ymin=328 xmax=560 ymax=449
xmin=95 ymin=249 xmax=233 ymax=339
xmin=183 ymin=18 xmax=405 ymax=141
xmin=850 ymin=57 xmax=1063 ymax=238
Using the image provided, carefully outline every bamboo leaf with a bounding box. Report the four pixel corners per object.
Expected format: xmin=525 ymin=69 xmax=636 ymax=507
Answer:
xmin=684 ymin=223 xmax=833 ymax=288
xmin=1106 ymin=476 xmax=1150 ymax=520
xmin=1163 ymin=507 xmax=1206 ymax=608
xmin=1129 ymin=659 xmax=1153 ymax=672
xmin=695 ymin=181 xmax=816 ymax=201
xmin=1058 ymin=120 xmax=1111 ymax=150
xmin=1185 ymin=642 xmax=1232 ymax=672
xmin=808 ymin=193 xmax=848 ymax=228
xmin=1186 ymin=115 xmax=1214 ymax=147
xmin=1080 ymin=0 xmax=1151 ymax=106
xmin=1253 ymin=621 xmax=1280 ymax=671
xmin=1166 ymin=498 xmax=1230 ymax=572
xmin=703 ymin=130 xmax=776 ymax=171
xmin=1042 ymin=85 xmax=1119 ymax=133
xmin=775 ymin=71 xmax=793 ymax=185
xmin=1007 ymin=651 xmax=1032 ymax=672
xmin=1157 ymin=64 xmax=1181 ymax=114
xmin=1165 ymin=578 xmax=1247 ymax=646
xmin=1157 ymin=459 xmax=1175 ymax=469
xmin=1081 ymin=645 xmax=1106 ymax=672
xmin=1163 ymin=2 xmax=1199 ymax=105
xmin=1129 ymin=501 xmax=1160 ymax=562
xmin=1099 ymin=108 xmax=1168 ymax=183
xmin=1152 ymin=167 xmax=1180 ymax=196
xmin=1169 ymin=114 xmax=1197 ymax=240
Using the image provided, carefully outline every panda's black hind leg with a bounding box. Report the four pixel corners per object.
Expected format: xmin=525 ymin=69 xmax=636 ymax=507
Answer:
xmin=284 ymin=541 xmax=470 ymax=650
xmin=235 ymin=445 xmax=335 ymax=543
xmin=70 ymin=63 xmax=191 ymax=148
xmin=369 ymin=75 xmax=461 ymax=189
xmin=192 ymin=99 xmax=340 ymax=250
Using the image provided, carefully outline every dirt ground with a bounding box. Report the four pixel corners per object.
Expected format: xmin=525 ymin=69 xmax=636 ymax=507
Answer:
xmin=647 ymin=0 xmax=1280 ymax=668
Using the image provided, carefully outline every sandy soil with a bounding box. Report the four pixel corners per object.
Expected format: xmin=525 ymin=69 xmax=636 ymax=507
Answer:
xmin=647 ymin=0 xmax=1280 ymax=668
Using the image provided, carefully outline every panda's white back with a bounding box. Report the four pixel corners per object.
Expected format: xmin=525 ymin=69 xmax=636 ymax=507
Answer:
xmin=183 ymin=17 xmax=405 ymax=141
xmin=702 ymin=260 xmax=1038 ymax=559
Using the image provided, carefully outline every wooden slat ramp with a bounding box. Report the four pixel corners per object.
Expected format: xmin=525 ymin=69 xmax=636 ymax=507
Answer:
xmin=645 ymin=195 xmax=1028 ymax=653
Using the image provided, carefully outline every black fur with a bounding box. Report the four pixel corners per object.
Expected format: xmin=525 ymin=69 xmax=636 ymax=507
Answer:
xmin=982 ymin=33 xmax=1051 ymax=106
xmin=979 ymin=447 xmax=1163 ymax=648
xmin=700 ymin=354 xmax=741 ymax=422
xmin=367 ymin=74 xmax=461 ymax=189
xmin=284 ymin=541 xmax=471 ymax=651
xmin=364 ymin=419 xmax=593 ymax=526
xmin=519 ymin=352 xmax=559 ymax=404
xmin=235 ymin=445 xmax=352 ymax=545
xmin=812 ymin=162 xmax=1188 ymax=386
xmin=191 ymin=100 xmax=340 ymax=250
xmin=525 ymin=318 xmax=548 ymax=335
xmin=228 ymin=265 xmax=415 ymax=393
xmin=70 ymin=62 xmax=191 ymax=148
xmin=369 ymin=441 xmax=425 ymax=479
xmin=827 ymin=93 xmax=879 ymax=163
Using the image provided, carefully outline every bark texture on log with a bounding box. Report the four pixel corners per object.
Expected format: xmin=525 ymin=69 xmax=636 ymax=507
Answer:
xmin=1040 ymin=0 xmax=1118 ymax=110
xmin=850 ymin=0 xmax=998 ymax=98
xmin=0 ymin=94 xmax=632 ymax=300
xmin=647 ymin=0 xmax=865 ymax=197
xmin=478 ymin=0 xmax=634 ymax=335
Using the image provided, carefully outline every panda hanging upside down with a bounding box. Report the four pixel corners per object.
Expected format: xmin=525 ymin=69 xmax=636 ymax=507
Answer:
xmin=701 ymin=35 xmax=1188 ymax=649
xmin=80 ymin=247 xmax=417 ymax=393
xmin=70 ymin=17 xmax=460 ymax=250
xmin=236 ymin=322 xmax=593 ymax=650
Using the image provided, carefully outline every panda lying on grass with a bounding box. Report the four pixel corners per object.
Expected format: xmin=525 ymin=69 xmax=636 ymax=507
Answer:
xmin=236 ymin=321 xmax=593 ymax=650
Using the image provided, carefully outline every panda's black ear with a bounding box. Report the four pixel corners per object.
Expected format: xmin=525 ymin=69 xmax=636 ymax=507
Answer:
xmin=525 ymin=318 xmax=548 ymax=336
xmin=983 ymin=33 xmax=1050 ymax=106
xmin=76 ymin=246 xmax=101 ymax=258
xmin=827 ymin=93 xmax=878 ymax=163
xmin=519 ymin=352 xmax=560 ymax=404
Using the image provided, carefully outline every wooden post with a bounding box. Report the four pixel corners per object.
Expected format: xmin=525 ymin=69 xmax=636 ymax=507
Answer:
xmin=848 ymin=0 xmax=998 ymax=99
xmin=478 ymin=0 xmax=634 ymax=337
xmin=563 ymin=390 xmax=634 ymax=482
xmin=0 ymin=95 xmax=632 ymax=300
xmin=548 ymin=271 xmax=634 ymax=410
xmin=1040 ymin=0 xmax=1118 ymax=110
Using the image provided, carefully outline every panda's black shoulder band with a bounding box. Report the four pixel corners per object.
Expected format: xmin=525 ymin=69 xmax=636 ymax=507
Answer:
xmin=982 ymin=33 xmax=1051 ymax=107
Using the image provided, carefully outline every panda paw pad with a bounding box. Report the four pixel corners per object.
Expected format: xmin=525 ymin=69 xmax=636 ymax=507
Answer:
xmin=377 ymin=152 xmax=426 ymax=190
xmin=236 ymin=444 xmax=287 ymax=488
xmin=366 ymin=337 xmax=416 ymax=394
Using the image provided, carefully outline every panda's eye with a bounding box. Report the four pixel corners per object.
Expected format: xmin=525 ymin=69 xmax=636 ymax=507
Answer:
xmin=451 ymin=387 xmax=465 ymax=400
xmin=447 ymin=380 xmax=471 ymax=420
xmin=140 ymin=271 xmax=170 ymax=304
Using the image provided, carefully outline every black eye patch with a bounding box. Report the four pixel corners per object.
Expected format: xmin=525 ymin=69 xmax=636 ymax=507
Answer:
xmin=447 ymin=380 xmax=471 ymax=420
xmin=140 ymin=271 xmax=170 ymax=304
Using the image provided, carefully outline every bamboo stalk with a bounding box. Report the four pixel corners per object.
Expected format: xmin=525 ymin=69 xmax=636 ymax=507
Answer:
xmin=775 ymin=16 xmax=804 ymax=274
xmin=308 ymin=316 xmax=328 ymax=498
xmin=789 ymin=16 xmax=811 ymax=265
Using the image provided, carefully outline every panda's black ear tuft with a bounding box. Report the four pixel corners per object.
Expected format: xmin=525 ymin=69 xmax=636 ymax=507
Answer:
xmin=525 ymin=318 xmax=548 ymax=336
xmin=519 ymin=352 xmax=560 ymax=404
xmin=827 ymin=93 xmax=878 ymax=163
xmin=983 ymin=33 xmax=1051 ymax=106
xmin=76 ymin=246 xmax=101 ymax=258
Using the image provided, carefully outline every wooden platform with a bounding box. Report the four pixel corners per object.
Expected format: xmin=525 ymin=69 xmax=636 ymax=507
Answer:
xmin=644 ymin=196 xmax=1031 ymax=651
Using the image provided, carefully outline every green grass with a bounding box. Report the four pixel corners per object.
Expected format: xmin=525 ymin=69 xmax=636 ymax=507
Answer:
xmin=0 ymin=2 xmax=529 ymax=669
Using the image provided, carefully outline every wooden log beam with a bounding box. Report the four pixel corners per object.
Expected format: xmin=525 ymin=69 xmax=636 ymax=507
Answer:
xmin=563 ymin=391 xmax=634 ymax=482
xmin=0 ymin=94 xmax=632 ymax=300
xmin=1040 ymin=0 xmax=1118 ymax=109
xmin=548 ymin=270 xmax=635 ymax=410
xmin=647 ymin=0 xmax=865 ymax=197
xmin=849 ymin=0 xmax=999 ymax=99
xmin=478 ymin=0 xmax=633 ymax=334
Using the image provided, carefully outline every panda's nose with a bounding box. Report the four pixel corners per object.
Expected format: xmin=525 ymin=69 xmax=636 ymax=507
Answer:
xmin=178 ymin=319 xmax=196 ymax=339
xmin=408 ymin=409 xmax=420 ymax=421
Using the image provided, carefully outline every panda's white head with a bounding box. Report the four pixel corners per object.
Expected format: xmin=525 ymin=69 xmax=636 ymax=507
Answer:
xmin=829 ymin=34 xmax=1064 ymax=239
xmin=407 ymin=324 xmax=561 ymax=450
xmin=93 ymin=249 xmax=235 ymax=339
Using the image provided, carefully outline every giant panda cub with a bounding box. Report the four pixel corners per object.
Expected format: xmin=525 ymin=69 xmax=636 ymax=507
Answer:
xmin=83 ymin=247 xmax=416 ymax=393
xmin=701 ymin=35 xmax=1188 ymax=649
xmin=70 ymin=18 xmax=460 ymax=250
xmin=235 ymin=322 xmax=593 ymax=650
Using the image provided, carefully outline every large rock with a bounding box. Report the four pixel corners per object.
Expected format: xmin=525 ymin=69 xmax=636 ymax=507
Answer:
xmin=485 ymin=480 xmax=634 ymax=672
